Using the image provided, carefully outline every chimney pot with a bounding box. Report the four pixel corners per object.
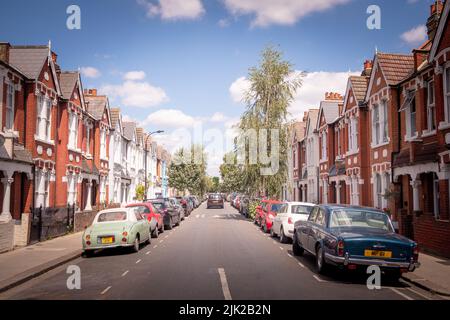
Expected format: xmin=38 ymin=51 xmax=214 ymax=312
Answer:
xmin=0 ymin=42 xmax=11 ymax=63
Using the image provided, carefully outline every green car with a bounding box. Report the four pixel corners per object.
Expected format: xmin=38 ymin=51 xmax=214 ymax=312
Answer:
xmin=82 ymin=208 xmax=151 ymax=257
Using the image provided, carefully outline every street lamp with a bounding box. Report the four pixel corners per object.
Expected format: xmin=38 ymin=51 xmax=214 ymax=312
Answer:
xmin=144 ymin=130 xmax=164 ymax=200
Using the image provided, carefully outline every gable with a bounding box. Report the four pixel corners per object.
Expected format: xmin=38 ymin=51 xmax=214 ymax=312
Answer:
xmin=430 ymin=0 xmax=450 ymax=61
xmin=38 ymin=60 xmax=57 ymax=92
xmin=365 ymin=58 xmax=388 ymax=100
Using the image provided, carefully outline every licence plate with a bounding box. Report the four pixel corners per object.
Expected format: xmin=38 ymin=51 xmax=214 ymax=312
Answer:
xmin=101 ymin=237 xmax=114 ymax=244
xmin=364 ymin=250 xmax=392 ymax=258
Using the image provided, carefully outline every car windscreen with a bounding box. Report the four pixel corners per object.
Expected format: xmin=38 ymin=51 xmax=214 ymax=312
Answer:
xmin=291 ymin=205 xmax=313 ymax=215
xmin=150 ymin=202 xmax=165 ymax=211
xmin=209 ymin=195 xmax=221 ymax=200
xmin=96 ymin=211 xmax=127 ymax=223
xmin=270 ymin=204 xmax=285 ymax=213
xmin=329 ymin=210 xmax=393 ymax=231
xmin=131 ymin=205 xmax=150 ymax=215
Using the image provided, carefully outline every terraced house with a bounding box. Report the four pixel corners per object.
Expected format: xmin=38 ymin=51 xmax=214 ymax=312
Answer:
xmin=288 ymin=0 xmax=450 ymax=258
xmin=0 ymin=42 xmax=173 ymax=253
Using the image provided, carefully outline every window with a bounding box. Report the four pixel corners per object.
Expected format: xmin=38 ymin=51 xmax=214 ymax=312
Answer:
xmin=381 ymin=100 xmax=388 ymax=142
xmin=373 ymin=105 xmax=380 ymax=145
xmin=67 ymin=174 xmax=77 ymax=205
xmin=330 ymin=210 xmax=392 ymax=231
xmin=315 ymin=209 xmax=326 ymax=226
xmin=409 ymin=97 xmax=417 ymax=137
xmin=100 ymin=129 xmax=107 ymax=159
xmin=5 ymin=83 xmax=14 ymax=130
xmin=96 ymin=211 xmax=127 ymax=223
xmin=337 ymin=128 xmax=341 ymax=156
xmin=445 ymin=66 xmax=450 ymax=123
xmin=321 ymin=131 xmax=327 ymax=160
xmin=427 ymin=80 xmax=436 ymax=131
xmin=36 ymin=95 xmax=52 ymax=141
xmin=308 ymin=207 xmax=319 ymax=222
xmin=375 ymin=174 xmax=382 ymax=209
xmin=35 ymin=170 xmax=50 ymax=209
xmin=68 ymin=112 xmax=78 ymax=149
xmin=348 ymin=117 xmax=358 ymax=152
xmin=86 ymin=126 xmax=91 ymax=154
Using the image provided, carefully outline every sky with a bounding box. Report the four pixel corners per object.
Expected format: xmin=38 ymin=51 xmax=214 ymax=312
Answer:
xmin=0 ymin=0 xmax=435 ymax=176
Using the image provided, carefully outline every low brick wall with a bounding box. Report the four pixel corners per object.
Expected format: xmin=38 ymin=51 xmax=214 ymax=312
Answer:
xmin=74 ymin=210 xmax=98 ymax=232
xmin=413 ymin=214 xmax=450 ymax=258
xmin=13 ymin=213 xmax=31 ymax=247
xmin=0 ymin=221 xmax=14 ymax=253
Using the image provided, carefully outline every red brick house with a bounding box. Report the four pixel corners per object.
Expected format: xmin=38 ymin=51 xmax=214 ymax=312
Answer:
xmin=340 ymin=61 xmax=372 ymax=206
xmin=294 ymin=112 xmax=308 ymax=202
xmin=317 ymin=93 xmax=342 ymax=204
xmin=392 ymin=0 xmax=450 ymax=257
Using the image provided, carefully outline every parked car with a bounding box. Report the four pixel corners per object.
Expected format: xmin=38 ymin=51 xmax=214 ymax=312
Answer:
xmin=292 ymin=205 xmax=420 ymax=279
xmin=207 ymin=193 xmax=224 ymax=209
xmin=254 ymin=199 xmax=284 ymax=233
xmin=148 ymin=198 xmax=182 ymax=230
xmin=176 ymin=196 xmax=193 ymax=217
xmin=82 ymin=208 xmax=151 ymax=257
xmin=271 ymin=202 xmax=315 ymax=243
xmin=169 ymin=197 xmax=185 ymax=221
xmin=239 ymin=196 xmax=250 ymax=217
xmin=126 ymin=202 xmax=164 ymax=238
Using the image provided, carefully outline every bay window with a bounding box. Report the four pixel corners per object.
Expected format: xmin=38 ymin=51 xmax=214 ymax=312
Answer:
xmin=348 ymin=117 xmax=358 ymax=152
xmin=36 ymin=95 xmax=52 ymax=141
xmin=427 ymin=80 xmax=436 ymax=131
xmin=381 ymin=100 xmax=388 ymax=142
xmin=372 ymin=105 xmax=380 ymax=145
xmin=5 ymin=83 xmax=14 ymax=130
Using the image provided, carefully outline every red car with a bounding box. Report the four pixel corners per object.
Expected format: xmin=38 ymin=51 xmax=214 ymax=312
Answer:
xmin=254 ymin=200 xmax=285 ymax=233
xmin=126 ymin=202 xmax=164 ymax=238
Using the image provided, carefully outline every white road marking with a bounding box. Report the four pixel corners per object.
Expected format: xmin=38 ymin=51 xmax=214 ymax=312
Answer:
xmin=313 ymin=275 xmax=328 ymax=283
xmin=218 ymin=268 xmax=232 ymax=301
xmin=390 ymin=288 xmax=414 ymax=300
xmin=159 ymin=240 xmax=164 ymax=243
xmin=298 ymin=262 xmax=305 ymax=268
xmin=196 ymin=215 xmax=200 ymax=218
xmin=101 ymin=286 xmax=112 ymax=295
xmin=136 ymin=259 xmax=141 ymax=264
xmin=279 ymin=247 xmax=284 ymax=251
xmin=164 ymin=235 xmax=169 ymax=239
xmin=153 ymin=245 xmax=158 ymax=249
xmin=146 ymin=251 xmax=151 ymax=255
xmin=406 ymin=287 xmax=432 ymax=300
xmin=121 ymin=270 xmax=129 ymax=277
xmin=287 ymin=254 xmax=293 ymax=258
xmin=201 ymin=214 xmax=206 ymax=218
xmin=272 ymin=241 xmax=277 ymax=244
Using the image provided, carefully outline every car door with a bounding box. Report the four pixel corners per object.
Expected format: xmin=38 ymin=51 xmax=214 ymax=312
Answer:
xmin=134 ymin=211 xmax=147 ymax=241
xmin=300 ymin=207 xmax=318 ymax=252
xmin=307 ymin=208 xmax=326 ymax=254
xmin=273 ymin=204 xmax=287 ymax=234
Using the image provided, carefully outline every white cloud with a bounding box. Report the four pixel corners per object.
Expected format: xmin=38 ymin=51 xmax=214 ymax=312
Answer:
xmin=124 ymin=71 xmax=147 ymax=81
xmin=81 ymin=67 xmax=101 ymax=79
xmin=100 ymin=80 xmax=168 ymax=108
xmin=137 ymin=0 xmax=205 ymax=20
xmin=401 ymin=25 xmax=427 ymax=45
xmin=229 ymin=76 xmax=251 ymax=103
xmin=229 ymin=70 xmax=358 ymax=118
xmin=141 ymin=109 xmax=198 ymax=127
xmin=218 ymin=18 xmax=230 ymax=28
xmin=223 ymin=0 xmax=350 ymax=27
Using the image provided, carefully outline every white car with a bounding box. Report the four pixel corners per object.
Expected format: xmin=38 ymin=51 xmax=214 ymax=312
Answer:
xmin=271 ymin=202 xmax=315 ymax=243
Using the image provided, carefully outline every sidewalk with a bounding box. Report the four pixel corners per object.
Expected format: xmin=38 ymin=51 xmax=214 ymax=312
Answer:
xmin=402 ymin=252 xmax=450 ymax=296
xmin=0 ymin=232 xmax=83 ymax=293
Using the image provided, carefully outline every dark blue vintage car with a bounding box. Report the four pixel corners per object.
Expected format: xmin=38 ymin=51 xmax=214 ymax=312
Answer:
xmin=292 ymin=205 xmax=420 ymax=279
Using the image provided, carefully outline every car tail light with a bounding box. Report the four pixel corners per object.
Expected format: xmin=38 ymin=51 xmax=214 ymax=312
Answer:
xmin=288 ymin=217 xmax=294 ymax=225
xmin=337 ymin=240 xmax=345 ymax=257
xmin=347 ymin=264 xmax=357 ymax=270
xmin=413 ymin=245 xmax=419 ymax=261
xmin=122 ymin=237 xmax=127 ymax=243
xmin=85 ymin=235 xmax=91 ymax=241
xmin=86 ymin=241 xmax=91 ymax=246
xmin=122 ymin=231 xmax=128 ymax=237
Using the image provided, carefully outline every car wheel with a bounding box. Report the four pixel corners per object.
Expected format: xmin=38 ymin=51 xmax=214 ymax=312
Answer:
xmin=132 ymin=236 xmax=140 ymax=253
xmin=280 ymin=227 xmax=289 ymax=244
xmin=159 ymin=224 xmax=164 ymax=234
xmin=152 ymin=227 xmax=159 ymax=239
xmin=263 ymin=223 xmax=268 ymax=234
xmin=83 ymin=250 xmax=94 ymax=258
xmin=166 ymin=218 xmax=173 ymax=230
xmin=292 ymin=233 xmax=304 ymax=256
xmin=175 ymin=215 xmax=180 ymax=226
xmin=316 ymin=245 xmax=327 ymax=274
xmin=270 ymin=227 xmax=276 ymax=238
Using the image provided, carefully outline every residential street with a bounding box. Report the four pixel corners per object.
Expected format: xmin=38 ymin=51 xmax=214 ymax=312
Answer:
xmin=0 ymin=203 xmax=445 ymax=301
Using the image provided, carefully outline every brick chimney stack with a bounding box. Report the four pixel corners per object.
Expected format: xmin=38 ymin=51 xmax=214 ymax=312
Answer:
xmin=361 ymin=60 xmax=373 ymax=77
xmin=84 ymin=89 xmax=98 ymax=96
xmin=0 ymin=42 xmax=11 ymax=63
xmin=325 ymin=92 xmax=343 ymax=101
xmin=427 ymin=0 xmax=444 ymax=40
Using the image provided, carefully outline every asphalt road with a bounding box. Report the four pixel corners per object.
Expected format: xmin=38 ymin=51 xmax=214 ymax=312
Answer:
xmin=0 ymin=203 xmax=446 ymax=300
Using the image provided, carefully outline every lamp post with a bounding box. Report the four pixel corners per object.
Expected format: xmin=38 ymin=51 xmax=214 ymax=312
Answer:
xmin=144 ymin=130 xmax=164 ymax=200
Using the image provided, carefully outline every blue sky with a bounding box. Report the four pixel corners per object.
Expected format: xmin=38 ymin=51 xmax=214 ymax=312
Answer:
xmin=0 ymin=0 xmax=435 ymax=175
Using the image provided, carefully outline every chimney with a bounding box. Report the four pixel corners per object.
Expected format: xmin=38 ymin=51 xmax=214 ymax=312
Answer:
xmin=427 ymin=0 xmax=444 ymax=41
xmin=325 ymin=92 xmax=343 ymax=101
xmin=362 ymin=60 xmax=373 ymax=77
xmin=51 ymin=51 xmax=58 ymax=64
xmin=0 ymin=42 xmax=11 ymax=63
xmin=303 ymin=112 xmax=308 ymax=122
xmin=84 ymin=89 xmax=98 ymax=96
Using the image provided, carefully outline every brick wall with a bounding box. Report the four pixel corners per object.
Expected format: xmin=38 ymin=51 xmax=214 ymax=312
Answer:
xmin=74 ymin=210 xmax=98 ymax=232
xmin=413 ymin=214 xmax=450 ymax=258
xmin=0 ymin=221 xmax=14 ymax=253
xmin=13 ymin=212 xmax=31 ymax=247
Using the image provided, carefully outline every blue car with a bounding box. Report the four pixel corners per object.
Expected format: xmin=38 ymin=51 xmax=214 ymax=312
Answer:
xmin=292 ymin=205 xmax=420 ymax=280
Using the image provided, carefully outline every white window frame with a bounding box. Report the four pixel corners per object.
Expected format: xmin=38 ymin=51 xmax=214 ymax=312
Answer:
xmin=381 ymin=100 xmax=389 ymax=143
xmin=424 ymin=80 xmax=437 ymax=134
xmin=86 ymin=125 xmax=91 ymax=155
xmin=372 ymin=104 xmax=380 ymax=145
xmin=321 ymin=131 xmax=327 ymax=161
xmin=36 ymin=95 xmax=52 ymax=142
xmin=5 ymin=82 xmax=14 ymax=130
xmin=405 ymin=95 xmax=418 ymax=140
xmin=68 ymin=112 xmax=78 ymax=150
xmin=100 ymin=129 xmax=107 ymax=160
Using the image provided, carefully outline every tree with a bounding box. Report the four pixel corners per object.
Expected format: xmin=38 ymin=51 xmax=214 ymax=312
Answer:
xmin=237 ymin=46 xmax=304 ymax=198
xmin=220 ymin=152 xmax=243 ymax=193
xmin=168 ymin=144 xmax=208 ymax=196
xmin=135 ymin=184 xmax=145 ymax=201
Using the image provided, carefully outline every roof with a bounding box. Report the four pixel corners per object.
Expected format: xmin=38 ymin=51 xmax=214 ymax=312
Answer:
xmin=349 ymin=76 xmax=369 ymax=102
xmin=430 ymin=0 xmax=450 ymax=61
xmin=136 ymin=127 xmax=144 ymax=145
xmin=9 ymin=46 xmax=49 ymax=79
xmin=13 ymin=144 xmax=33 ymax=164
xmin=85 ymin=95 xmax=108 ymax=120
xmin=110 ymin=108 xmax=121 ymax=128
xmin=376 ymin=53 xmax=415 ymax=85
xmin=306 ymin=109 xmax=319 ymax=133
xmin=292 ymin=121 xmax=306 ymax=141
xmin=122 ymin=122 xmax=136 ymax=141
xmin=59 ymin=72 xmax=79 ymax=100
xmin=319 ymin=100 xmax=340 ymax=126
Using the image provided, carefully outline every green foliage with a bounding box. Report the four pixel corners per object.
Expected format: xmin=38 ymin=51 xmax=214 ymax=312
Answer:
xmin=236 ymin=46 xmax=304 ymax=199
xmin=220 ymin=152 xmax=244 ymax=193
xmin=168 ymin=144 xmax=208 ymax=197
xmin=135 ymin=184 xmax=145 ymax=201
xmin=247 ymin=200 xmax=260 ymax=220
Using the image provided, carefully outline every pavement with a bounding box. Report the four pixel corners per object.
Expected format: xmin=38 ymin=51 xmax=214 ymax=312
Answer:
xmin=0 ymin=203 xmax=448 ymax=300
xmin=0 ymin=231 xmax=82 ymax=293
